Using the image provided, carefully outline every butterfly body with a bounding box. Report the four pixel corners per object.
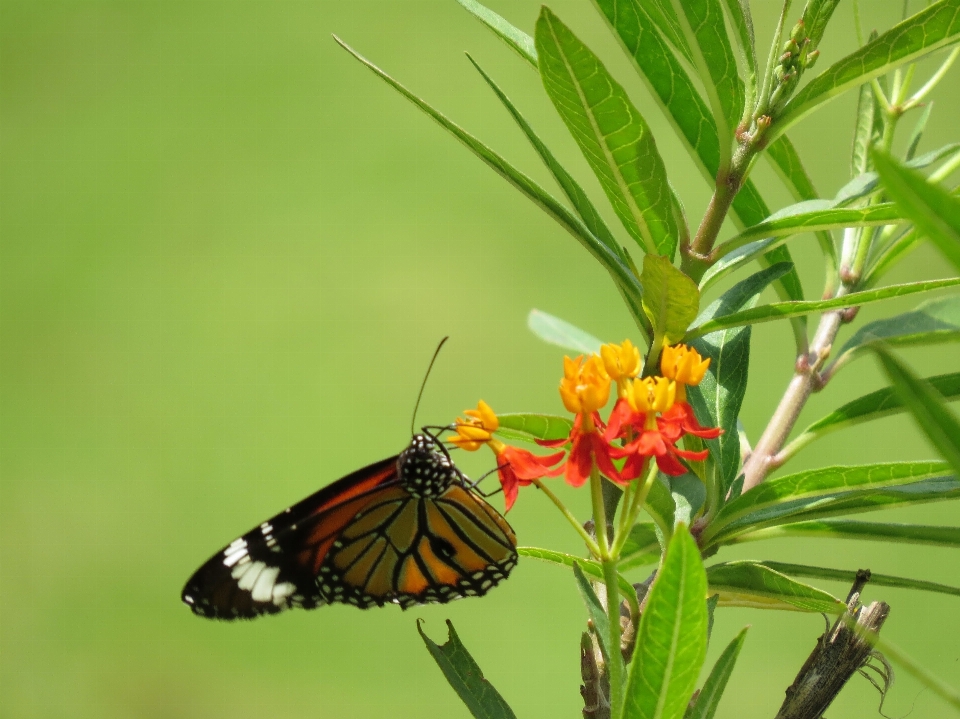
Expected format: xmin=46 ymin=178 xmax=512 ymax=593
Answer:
xmin=182 ymin=434 xmax=517 ymax=620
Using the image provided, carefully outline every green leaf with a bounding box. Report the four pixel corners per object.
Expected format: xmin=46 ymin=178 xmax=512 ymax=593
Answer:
xmin=527 ymin=309 xmax=604 ymax=355
xmin=715 ymin=202 xmax=902 ymax=259
xmin=720 ymin=0 xmax=757 ymax=114
xmin=772 ymin=0 xmax=960 ymax=143
xmin=619 ymin=522 xmax=662 ymax=571
xmin=800 ymin=0 xmax=841 ymax=51
xmin=633 ymin=0 xmax=694 ymax=62
xmin=670 ymin=0 xmax=745 ymax=150
xmin=624 ymin=525 xmax=708 ymax=719
xmin=701 ymin=461 xmax=955 ymax=545
xmin=698 ymin=237 xmax=777 ymax=292
xmin=495 ymin=413 xmax=574 ymax=444
xmin=645 ymin=476 xmax=678 ymax=537
xmin=865 ymin=225 xmax=923 ymax=287
xmin=687 ymin=626 xmax=748 ymax=719
xmin=591 ymin=0 xmax=806 ymax=310
xmin=572 ymin=562 xmax=612 ymax=662
xmin=834 ymin=143 xmax=960 ymax=207
xmin=331 ymin=37 xmax=647 ymax=323
xmin=851 ymin=81 xmax=876 ymax=177
xmin=757 ymin=561 xmax=960 ymax=600
xmin=734 ymin=519 xmax=960 ymax=549
xmin=641 ymin=255 xmax=700 ymax=345
xmin=872 ymin=148 xmax=960 ymax=273
xmin=685 ymin=277 xmax=960 ymax=339
xmin=418 ymin=620 xmax=518 ymax=719
xmin=873 ymin=345 xmax=960 ymax=477
xmin=906 ymin=101 xmax=934 ymax=161
xmin=517 ymin=547 xmax=640 ymax=617
xmin=687 ymin=264 xmax=792 ymax=498
xmin=536 ymin=7 xmax=685 ymax=258
xmin=831 ymin=296 xmax=960 ymax=371
xmin=455 ymin=0 xmax=537 ymax=67
xmin=706 ymin=561 xmax=844 ymax=613
xmin=787 ymin=371 xmax=960 ymax=457
xmin=467 ymin=55 xmax=625 ymax=264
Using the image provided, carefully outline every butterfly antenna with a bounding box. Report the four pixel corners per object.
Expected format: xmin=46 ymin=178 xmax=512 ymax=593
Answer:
xmin=411 ymin=336 xmax=449 ymax=436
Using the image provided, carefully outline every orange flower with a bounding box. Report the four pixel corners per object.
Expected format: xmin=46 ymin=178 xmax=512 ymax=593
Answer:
xmin=658 ymin=344 xmax=722 ymax=440
xmin=450 ymin=400 xmax=564 ymax=511
xmin=559 ymin=355 xmax=610 ymax=415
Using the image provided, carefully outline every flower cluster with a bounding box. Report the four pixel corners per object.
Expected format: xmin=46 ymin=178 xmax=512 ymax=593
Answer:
xmin=449 ymin=341 xmax=721 ymax=511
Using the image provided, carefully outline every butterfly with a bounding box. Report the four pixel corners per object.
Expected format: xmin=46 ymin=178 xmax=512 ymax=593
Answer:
xmin=181 ymin=432 xmax=518 ymax=620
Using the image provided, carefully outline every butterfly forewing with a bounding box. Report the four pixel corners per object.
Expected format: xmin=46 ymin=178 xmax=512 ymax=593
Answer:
xmin=181 ymin=456 xmax=399 ymax=620
xmin=181 ymin=435 xmax=518 ymax=620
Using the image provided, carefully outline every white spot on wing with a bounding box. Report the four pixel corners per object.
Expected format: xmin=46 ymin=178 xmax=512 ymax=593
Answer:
xmin=251 ymin=566 xmax=281 ymax=602
xmin=236 ymin=561 xmax=266 ymax=591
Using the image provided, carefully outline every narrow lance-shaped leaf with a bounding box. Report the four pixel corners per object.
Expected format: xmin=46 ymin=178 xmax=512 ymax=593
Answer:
xmin=733 ymin=519 xmax=960 ymax=549
xmin=536 ymin=7 xmax=685 ymax=258
xmin=517 ymin=547 xmax=640 ymax=617
xmin=758 ymin=561 xmax=960 ymax=600
xmin=466 ymin=55 xmax=625 ymax=264
xmin=687 ymin=263 xmax=792 ymax=498
xmin=418 ymin=620 xmax=518 ymax=719
xmin=455 ymin=0 xmax=537 ymax=67
xmin=714 ymin=202 xmax=903 ymax=259
xmin=687 ymin=627 xmax=749 ymax=719
xmin=800 ymin=0 xmax=841 ymax=51
xmin=851 ymin=81 xmax=876 ymax=177
xmin=829 ymin=295 xmax=960 ymax=374
xmin=670 ymin=0 xmax=745 ymax=154
xmin=527 ymin=309 xmax=604 ymax=355
xmin=720 ymin=0 xmax=757 ymax=117
xmin=872 ymin=148 xmax=960 ymax=273
xmin=771 ymin=1 xmax=960 ymax=143
xmin=701 ymin=460 xmax=953 ymax=545
xmin=641 ymin=255 xmax=700 ymax=344
xmin=572 ymin=562 xmax=613 ymax=662
xmin=591 ymin=0 xmax=807 ymax=319
xmin=873 ymin=345 xmax=960 ymax=477
xmin=624 ymin=525 xmax=708 ymax=719
xmin=906 ymin=101 xmax=934 ymax=161
xmin=706 ymin=561 xmax=844 ymax=613
xmin=785 ymin=371 xmax=960 ymax=459
xmin=685 ymin=277 xmax=960 ymax=339
xmin=331 ymin=37 xmax=646 ymax=324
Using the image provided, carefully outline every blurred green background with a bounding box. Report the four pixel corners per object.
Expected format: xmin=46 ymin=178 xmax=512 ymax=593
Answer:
xmin=2 ymin=1 xmax=959 ymax=717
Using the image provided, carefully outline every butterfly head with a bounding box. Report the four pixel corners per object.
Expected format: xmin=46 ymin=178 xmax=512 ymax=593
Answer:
xmin=397 ymin=433 xmax=461 ymax=498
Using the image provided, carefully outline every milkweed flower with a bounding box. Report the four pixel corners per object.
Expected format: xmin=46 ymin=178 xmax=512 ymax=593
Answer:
xmin=612 ymin=376 xmax=703 ymax=479
xmin=600 ymin=340 xmax=642 ymax=440
xmin=449 ymin=400 xmax=564 ymax=511
xmin=539 ymin=355 xmax=621 ymax=487
xmin=658 ymin=344 xmax=723 ymax=440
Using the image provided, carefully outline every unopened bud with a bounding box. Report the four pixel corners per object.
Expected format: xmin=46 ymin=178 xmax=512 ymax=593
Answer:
xmin=790 ymin=20 xmax=806 ymax=43
xmin=780 ymin=51 xmax=793 ymax=64
xmin=783 ymin=39 xmax=800 ymax=56
xmin=805 ymin=49 xmax=820 ymax=68
xmin=755 ymin=115 xmax=771 ymax=131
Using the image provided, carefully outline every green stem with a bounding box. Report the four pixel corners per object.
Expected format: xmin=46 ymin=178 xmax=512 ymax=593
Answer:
xmin=590 ymin=463 xmax=624 ymax=719
xmin=603 ymin=558 xmax=625 ymax=719
xmin=533 ymin=479 xmax=601 ymax=557
xmin=610 ymin=460 xmax=658 ymax=557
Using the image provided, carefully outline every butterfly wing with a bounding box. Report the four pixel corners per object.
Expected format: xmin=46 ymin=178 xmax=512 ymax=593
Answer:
xmin=182 ymin=444 xmax=519 ymax=619
xmin=181 ymin=456 xmax=400 ymax=620
xmin=319 ymin=483 xmax=518 ymax=609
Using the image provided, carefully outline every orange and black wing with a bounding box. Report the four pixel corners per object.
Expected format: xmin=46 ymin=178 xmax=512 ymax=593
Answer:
xmin=317 ymin=483 xmax=518 ymax=609
xmin=181 ymin=456 xmax=400 ymax=620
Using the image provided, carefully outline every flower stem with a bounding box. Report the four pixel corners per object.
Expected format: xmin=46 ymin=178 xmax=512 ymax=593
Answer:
xmin=532 ymin=479 xmax=601 ymax=557
xmin=602 ymin=558 xmax=625 ymax=719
